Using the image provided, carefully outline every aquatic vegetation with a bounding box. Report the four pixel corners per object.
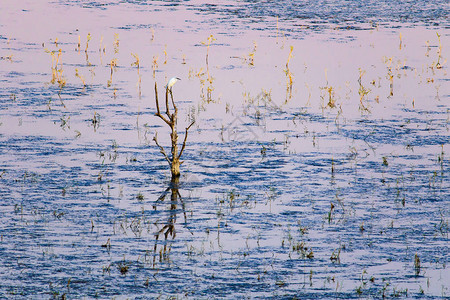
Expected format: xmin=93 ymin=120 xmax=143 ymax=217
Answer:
xmin=152 ymin=55 xmax=158 ymax=78
xmin=131 ymin=52 xmax=140 ymax=69
xmin=45 ymin=48 xmax=66 ymax=89
xmin=248 ymin=41 xmax=257 ymax=66
xmin=414 ymin=253 xmax=421 ymax=276
xmin=202 ymin=34 xmax=216 ymax=65
xmin=434 ymin=32 xmax=443 ymax=69
xmin=107 ymin=58 xmax=118 ymax=87
xmin=199 ymin=35 xmax=217 ymax=103
xmin=163 ymin=44 xmax=168 ymax=64
xmin=320 ymin=85 xmax=337 ymax=109
xmin=85 ymin=32 xmax=91 ymax=53
xmin=284 ymin=45 xmax=294 ymax=102
xmin=91 ymin=111 xmax=100 ymax=131
xmin=357 ymin=68 xmax=371 ymax=112
xmin=75 ymin=68 xmax=86 ymax=88
xmin=113 ymin=33 xmax=120 ymax=54
xmin=77 ymin=34 xmax=81 ymax=51
xmin=131 ymin=52 xmax=141 ymax=97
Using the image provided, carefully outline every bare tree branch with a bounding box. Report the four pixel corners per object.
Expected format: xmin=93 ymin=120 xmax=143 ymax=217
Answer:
xmin=155 ymin=82 xmax=160 ymax=114
xmin=169 ymin=89 xmax=177 ymax=113
xmin=155 ymin=111 xmax=172 ymax=126
xmin=153 ymin=132 xmax=171 ymax=165
xmin=155 ymin=82 xmax=172 ymax=126
xmin=178 ymin=121 xmax=195 ymax=159
xmin=165 ymin=87 xmax=170 ymax=118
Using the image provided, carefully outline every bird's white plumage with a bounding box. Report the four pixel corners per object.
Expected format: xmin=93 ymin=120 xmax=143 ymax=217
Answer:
xmin=166 ymin=77 xmax=181 ymax=90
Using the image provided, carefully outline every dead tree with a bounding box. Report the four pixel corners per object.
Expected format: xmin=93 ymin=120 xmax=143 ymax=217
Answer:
xmin=153 ymin=82 xmax=194 ymax=180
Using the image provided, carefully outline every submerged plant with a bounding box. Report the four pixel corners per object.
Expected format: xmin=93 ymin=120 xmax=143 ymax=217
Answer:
xmin=284 ymin=46 xmax=294 ymax=102
xmin=131 ymin=53 xmax=142 ymax=98
xmin=414 ymin=253 xmax=421 ymax=276
xmin=153 ymin=79 xmax=194 ymax=180
xmin=75 ymin=68 xmax=86 ymax=88
xmin=358 ymin=68 xmax=371 ymax=112
xmin=435 ymin=32 xmax=443 ymax=69
xmin=384 ymin=57 xmax=394 ymax=96
xmin=201 ymin=35 xmax=216 ymax=103
xmin=113 ymin=33 xmax=120 ymax=54
xmin=320 ymin=85 xmax=336 ymax=109
xmin=163 ymin=44 xmax=168 ymax=64
xmin=152 ymin=55 xmax=158 ymax=78
xmin=107 ymin=58 xmax=118 ymax=87
xmin=85 ymin=32 xmax=91 ymax=53
xmin=248 ymin=40 xmax=257 ymax=66
xmin=202 ymin=34 xmax=216 ymax=65
xmin=45 ymin=48 xmax=66 ymax=89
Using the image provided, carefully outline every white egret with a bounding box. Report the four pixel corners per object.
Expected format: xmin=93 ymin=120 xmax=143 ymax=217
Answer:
xmin=166 ymin=77 xmax=181 ymax=91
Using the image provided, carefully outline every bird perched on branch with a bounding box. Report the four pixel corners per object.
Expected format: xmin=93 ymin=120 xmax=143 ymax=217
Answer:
xmin=166 ymin=77 xmax=181 ymax=91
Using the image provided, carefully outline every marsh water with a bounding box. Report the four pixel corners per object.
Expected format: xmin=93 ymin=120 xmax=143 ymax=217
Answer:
xmin=0 ymin=1 xmax=449 ymax=299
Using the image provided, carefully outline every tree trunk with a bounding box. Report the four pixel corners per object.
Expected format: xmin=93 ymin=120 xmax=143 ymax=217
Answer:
xmin=171 ymin=156 xmax=180 ymax=179
xmin=170 ymin=116 xmax=180 ymax=179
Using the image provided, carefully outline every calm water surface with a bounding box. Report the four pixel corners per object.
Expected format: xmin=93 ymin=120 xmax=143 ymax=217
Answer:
xmin=0 ymin=1 xmax=449 ymax=299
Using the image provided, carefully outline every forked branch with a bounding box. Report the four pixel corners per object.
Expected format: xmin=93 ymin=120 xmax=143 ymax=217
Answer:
xmin=169 ymin=89 xmax=177 ymax=116
xmin=179 ymin=121 xmax=195 ymax=159
xmin=153 ymin=132 xmax=171 ymax=165
xmin=165 ymin=85 xmax=170 ymax=117
xmin=154 ymin=82 xmax=171 ymax=126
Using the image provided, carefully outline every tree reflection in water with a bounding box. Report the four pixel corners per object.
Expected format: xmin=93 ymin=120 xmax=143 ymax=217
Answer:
xmin=152 ymin=176 xmax=188 ymax=267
